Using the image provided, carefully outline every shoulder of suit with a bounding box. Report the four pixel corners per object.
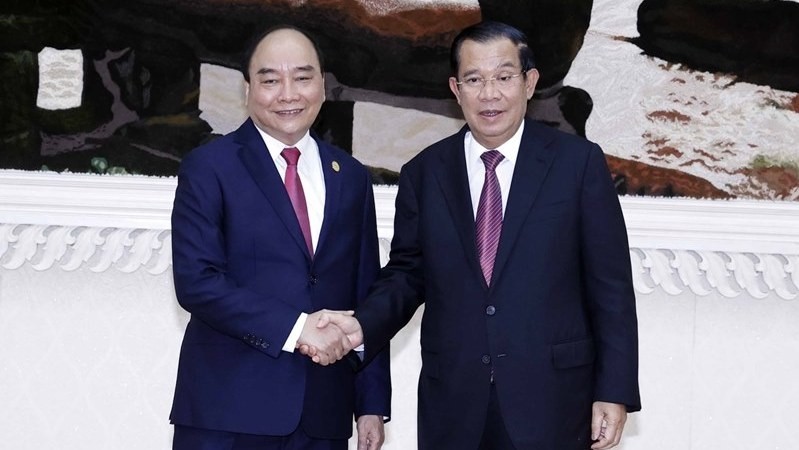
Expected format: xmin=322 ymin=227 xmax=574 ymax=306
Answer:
xmin=316 ymin=138 xmax=368 ymax=170
xmin=403 ymin=129 xmax=465 ymax=169
xmin=179 ymin=132 xmax=239 ymax=168
xmin=317 ymin=138 xmax=351 ymax=159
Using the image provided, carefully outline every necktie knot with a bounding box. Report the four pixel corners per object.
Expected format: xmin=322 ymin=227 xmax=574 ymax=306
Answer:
xmin=281 ymin=147 xmax=301 ymax=166
xmin=481 ymin=150 xmax=504 ymax=172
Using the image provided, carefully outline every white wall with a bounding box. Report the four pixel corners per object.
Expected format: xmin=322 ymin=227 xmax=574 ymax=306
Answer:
xmin=0 ymin=266 xmax=182 ymax=449
xmin=1 ymin=264 xmax=798 ymax=449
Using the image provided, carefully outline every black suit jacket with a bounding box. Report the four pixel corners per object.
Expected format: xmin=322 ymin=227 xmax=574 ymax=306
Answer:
xmin=357 ymin=120 xmax=640 ymax=449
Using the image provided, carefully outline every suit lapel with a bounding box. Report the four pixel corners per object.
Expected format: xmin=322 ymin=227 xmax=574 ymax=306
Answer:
xmin=236 ymin=119 xmax=312 ymax=261
xmin=491 ymin=120 xmax=557 ymax=287
xmin=433 ymin=127 xmax=487 ymax=287
xmin=316 ymin=139 xmax=341 ymax=257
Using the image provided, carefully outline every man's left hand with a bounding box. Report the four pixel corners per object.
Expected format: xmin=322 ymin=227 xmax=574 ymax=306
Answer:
xmin=356 ymin=414 xmax=385 ymax=450
xmin=590 ymin=401 xmax=627 ymax=449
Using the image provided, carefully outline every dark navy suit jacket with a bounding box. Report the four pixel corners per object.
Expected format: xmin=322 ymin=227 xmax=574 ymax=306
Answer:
xmin=169 ymin=119 xmax=390 ymax=439
xmin=356 ymin=120 xmax=640 ymax=449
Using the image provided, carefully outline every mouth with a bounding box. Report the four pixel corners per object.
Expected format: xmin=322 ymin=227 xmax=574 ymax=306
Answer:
xmin=275 ymin=108 xmax=303 ymax=117
xmin=479 ymin=109 xmax=503 ymax=118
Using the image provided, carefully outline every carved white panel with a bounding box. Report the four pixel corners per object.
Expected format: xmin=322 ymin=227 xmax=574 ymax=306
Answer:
xmin=1 ymin=170 xmax=798 ymax=299
xmin=629 ymin=249 xmax=797 ymax=300
xmin=0 ymin=225 xmax=171 ymax=275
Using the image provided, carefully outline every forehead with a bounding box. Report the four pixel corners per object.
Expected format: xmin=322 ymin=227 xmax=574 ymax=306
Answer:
xmin=250 ymin=29 xmax=320 ymax=72
xmin=457 ymin=37 xmax=520 ymax=73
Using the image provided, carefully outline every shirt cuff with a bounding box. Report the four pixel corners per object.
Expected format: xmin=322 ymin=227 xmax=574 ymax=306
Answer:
xmin=282 ymin=312 xmax=308 ymax=352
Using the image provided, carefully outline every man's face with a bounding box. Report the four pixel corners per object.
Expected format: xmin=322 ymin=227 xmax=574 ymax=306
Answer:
xmin=245 ymin=29 xmax=325 ymax=146
xmin=449 ymin=38 xmax=538 ymax=150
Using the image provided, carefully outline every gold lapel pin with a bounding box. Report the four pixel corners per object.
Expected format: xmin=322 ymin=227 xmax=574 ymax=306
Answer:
xmin=332 ymin=161 xmax=340 ymax=172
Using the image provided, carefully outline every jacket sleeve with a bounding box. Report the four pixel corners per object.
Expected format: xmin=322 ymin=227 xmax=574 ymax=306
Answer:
xmin=579 ymin=144 xmax=641 ymax=412
xmin=353 ymin=170 xmax=392 ymax=419
xmin=171 ymin=150 xmax=299 ymax=359
xmin=356 ymin=162 xmax=427 ymax=364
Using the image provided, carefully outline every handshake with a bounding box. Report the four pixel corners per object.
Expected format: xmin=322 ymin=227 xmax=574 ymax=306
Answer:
xmin=296 ymin=309 xmax=364 ymax=365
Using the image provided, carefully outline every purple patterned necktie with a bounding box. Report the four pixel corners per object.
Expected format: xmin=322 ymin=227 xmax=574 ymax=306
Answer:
xmin=475 ymin=150 xmax=505 ymax=286
xmin=281 ymin=147 xmax=313 ymax=257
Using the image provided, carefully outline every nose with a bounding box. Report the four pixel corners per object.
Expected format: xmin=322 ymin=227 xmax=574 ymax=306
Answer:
xmin=279 ymin=79 xmax=300 ymax=102
xmin=478 ymin=78 xmax=501 ymax=100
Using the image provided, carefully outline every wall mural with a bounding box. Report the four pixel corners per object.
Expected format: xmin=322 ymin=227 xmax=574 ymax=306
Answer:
xmin=2 ymin=0 xmax=798 ymax=200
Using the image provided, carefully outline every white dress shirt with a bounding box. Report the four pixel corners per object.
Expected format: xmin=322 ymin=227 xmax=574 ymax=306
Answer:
xmin=464 ymin=122 xmax=525 ymax=218
xmin=258 ymin=129 xmax=326 ymax=249
xmin=253 ymin=128 xmax=326 ymax=352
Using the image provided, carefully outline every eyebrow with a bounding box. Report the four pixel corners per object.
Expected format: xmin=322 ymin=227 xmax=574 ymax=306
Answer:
xmin=460 ymin=61 xmax=519 ymax=78
xmin=255 ymin=65 xmax=316 ymax=76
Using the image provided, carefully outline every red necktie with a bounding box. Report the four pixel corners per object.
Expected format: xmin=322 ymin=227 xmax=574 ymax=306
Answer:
xmin=281 ymin=147 xmax=313 ymax=257
xmin=475 ymin=150 xmax=505 ymax=286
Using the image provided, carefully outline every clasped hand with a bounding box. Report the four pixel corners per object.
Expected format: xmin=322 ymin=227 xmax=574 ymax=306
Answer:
xmin=296 ymin=309 xmax=364 ymax=365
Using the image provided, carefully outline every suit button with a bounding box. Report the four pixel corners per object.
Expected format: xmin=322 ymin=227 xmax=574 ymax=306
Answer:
xmin=485 ymin=305 xmax=496 ymax=316
xmin=309 ymin=274 xmax=318 ymax=285
xmin=481 ymin=354 xmax=491 ymax=365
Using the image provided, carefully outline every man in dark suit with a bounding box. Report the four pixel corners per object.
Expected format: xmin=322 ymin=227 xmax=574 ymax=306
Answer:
xmin=169 ymin=25 xmax=390 ymax=450
xmin=307 ymin=21 xmax=640 ymax=450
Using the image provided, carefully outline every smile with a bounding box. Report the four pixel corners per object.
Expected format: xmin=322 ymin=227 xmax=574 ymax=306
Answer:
xmin=480 ymin=110 xmax=502 ymax=117
xmin=275 ymin=109 xmax=303 ymax=116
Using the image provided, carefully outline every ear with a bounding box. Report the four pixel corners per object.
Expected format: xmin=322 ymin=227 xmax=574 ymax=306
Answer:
xmin=244 ymin=81 xmax=250 ymax=106
xmin=525 ymin=69 xmax=539 ymax=100
xmin=448 ymin=77 xmax=462 ymax=105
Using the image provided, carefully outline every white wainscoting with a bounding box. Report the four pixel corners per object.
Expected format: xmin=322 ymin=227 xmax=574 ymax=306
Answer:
xmin=1 ymin=169 xmax=798 ymax=450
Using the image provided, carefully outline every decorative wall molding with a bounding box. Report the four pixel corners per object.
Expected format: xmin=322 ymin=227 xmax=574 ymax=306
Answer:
xmin=632 ymin=249 xmax=797 ymax=300
xmin=0 ymin=224 xmax=172 ymax=274
xmin=1 ymin=170 xmax=798 ymax=299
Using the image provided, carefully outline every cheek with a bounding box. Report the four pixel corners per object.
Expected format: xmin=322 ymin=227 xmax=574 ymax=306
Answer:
xmin=463 ymin=99 xmax=480 ymax=115
xmin=310 ymin=86 xmax=326 ymax=104
xmin=259 ymin=93 xmax=276 ymax=106
xmin=250 ymin=87 xmax=276 ymax=105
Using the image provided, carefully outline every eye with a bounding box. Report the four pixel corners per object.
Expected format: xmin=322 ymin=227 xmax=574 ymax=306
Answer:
xmin=261 ymin=78 xmax=279 ymax=86
xmin=497 ymin=75 xmax=514 ymax=82
xmin=295 ymin=75 xmax=313 ymax=83
xmin=463 ymin=77 xmax=483 ymax=86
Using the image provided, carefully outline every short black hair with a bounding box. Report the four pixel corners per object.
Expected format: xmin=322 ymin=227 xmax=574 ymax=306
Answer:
xmin=241 ymin=24 xmax=325 ymax=82
xmin=449 ymin=21 xmax=536 ymax=77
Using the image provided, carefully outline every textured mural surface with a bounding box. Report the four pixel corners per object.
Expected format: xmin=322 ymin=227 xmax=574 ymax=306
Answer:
xmin=1 ymin=0 xmax=798 ymax=199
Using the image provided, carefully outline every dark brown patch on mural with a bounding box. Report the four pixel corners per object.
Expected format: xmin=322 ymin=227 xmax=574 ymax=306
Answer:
xmin=647 ymin=110 xmax=691 ymax=123
xmin=679 ymin=159 xmax=716 ymax=171
xmin=308 ymin=0 xmax=479 ymax=42
xmin=748 ymin=166 xmax=799 ymax=199
xmin=648 ymin=146 xmax=683 ymax=159
xmin=644 ymin=135 xmax=669 ymax=147
xmin=693 ymin=149 xmax=723 ymax=162
xmin=608 ymin=155 xmax=731 ymax=199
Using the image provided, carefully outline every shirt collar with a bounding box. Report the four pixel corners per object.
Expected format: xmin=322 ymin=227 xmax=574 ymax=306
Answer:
xmin=254 ymin=127 xmax=313 ymax=162
xmin=466 ymin=121 xmax=525 ymax=166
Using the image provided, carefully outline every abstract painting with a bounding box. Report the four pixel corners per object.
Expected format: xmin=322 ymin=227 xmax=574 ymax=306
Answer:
xmin=2 ymin=0 xmax=797 ymax=199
